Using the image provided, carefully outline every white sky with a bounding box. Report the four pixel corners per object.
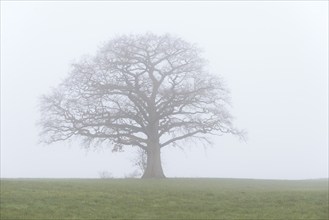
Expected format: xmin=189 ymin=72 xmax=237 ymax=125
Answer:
xmin=1 ymin=1 xmax=328 ymax=179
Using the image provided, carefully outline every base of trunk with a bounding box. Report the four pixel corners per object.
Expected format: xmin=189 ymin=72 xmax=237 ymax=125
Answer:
xmin=142 ymin=171 xmax=165 ymax=179
xmin=141 ymin=161 xmax=165 ymax=178
xmin=141 ymin=147 xmax=165 ymax=179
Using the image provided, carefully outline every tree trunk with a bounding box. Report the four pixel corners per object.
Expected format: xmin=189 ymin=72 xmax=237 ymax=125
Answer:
xmin=142 ymin=143 xmax=165 ymax=178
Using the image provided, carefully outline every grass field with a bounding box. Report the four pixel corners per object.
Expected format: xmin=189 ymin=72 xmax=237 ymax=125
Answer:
xmin=0 ymin=178 xmax=328 ymax=219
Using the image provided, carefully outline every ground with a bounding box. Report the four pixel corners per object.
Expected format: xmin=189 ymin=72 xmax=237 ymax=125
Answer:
xmin=0 ymin=178 xmax=328 ymax=219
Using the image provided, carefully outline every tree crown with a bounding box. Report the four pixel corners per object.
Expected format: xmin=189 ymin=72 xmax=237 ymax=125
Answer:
xmin=39 ymin=33 xmax=242 ymax=152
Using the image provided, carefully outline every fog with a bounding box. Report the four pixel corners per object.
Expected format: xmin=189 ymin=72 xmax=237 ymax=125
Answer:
xmin=1 ymin=1 xmax=328 ymax=179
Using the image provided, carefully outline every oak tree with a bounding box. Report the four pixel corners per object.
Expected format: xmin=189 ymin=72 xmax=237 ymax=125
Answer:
xmin=39 ymin=33 xmax=242 ymax=178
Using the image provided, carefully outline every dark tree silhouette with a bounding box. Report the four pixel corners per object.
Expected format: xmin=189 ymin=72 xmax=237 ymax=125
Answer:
xmin=39 ymin=33 xmax=242 ymax=178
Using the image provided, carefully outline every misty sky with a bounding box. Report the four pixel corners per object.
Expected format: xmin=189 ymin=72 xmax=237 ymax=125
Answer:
xmin=1 ymin=1 xmax=328 ymax=179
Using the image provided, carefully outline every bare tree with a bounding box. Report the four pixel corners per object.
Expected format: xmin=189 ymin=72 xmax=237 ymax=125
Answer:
xmin=131 ymin=148 xmax=147 ymax=176
xmin=98 ymin=171 xmax=113 ymax=179
xmin=39 ymin=33 xmax=242 ymax=178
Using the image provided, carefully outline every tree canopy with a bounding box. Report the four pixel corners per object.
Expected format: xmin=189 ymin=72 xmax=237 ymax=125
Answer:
xmin=39 ymin=33 xmax=242 ymax=178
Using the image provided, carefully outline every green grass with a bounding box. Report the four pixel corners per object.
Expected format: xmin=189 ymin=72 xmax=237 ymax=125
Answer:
xmin=0 ymin=178 xmax=328 ymax=219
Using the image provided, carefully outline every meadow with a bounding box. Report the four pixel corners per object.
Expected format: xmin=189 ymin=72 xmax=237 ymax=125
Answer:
xmin=0 ymin=178 xmax=328 ymax=219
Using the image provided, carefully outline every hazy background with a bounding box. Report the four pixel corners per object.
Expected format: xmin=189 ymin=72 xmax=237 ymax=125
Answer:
xmin=1 ymin=1 xmax=328 ymax=179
